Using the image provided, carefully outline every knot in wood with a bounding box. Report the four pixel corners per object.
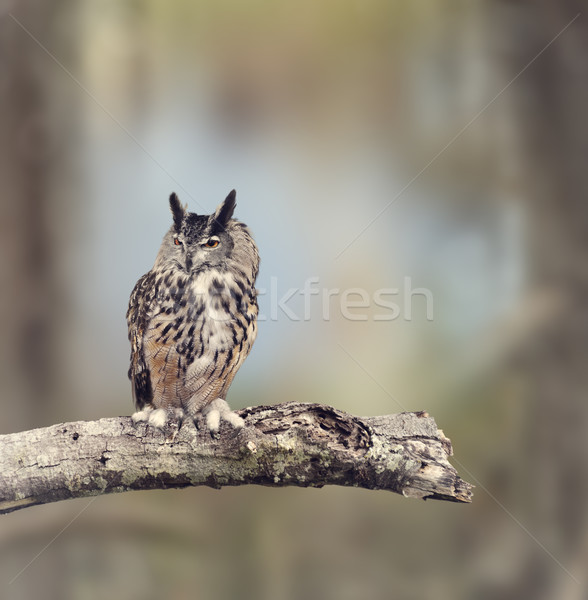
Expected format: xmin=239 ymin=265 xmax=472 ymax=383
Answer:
xmin=246 ymin=403 xmax=371 ymax=454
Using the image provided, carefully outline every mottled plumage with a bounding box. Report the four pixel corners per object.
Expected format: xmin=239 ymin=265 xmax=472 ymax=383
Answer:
xmin=127 ymin=190 xmax=259 ymax=434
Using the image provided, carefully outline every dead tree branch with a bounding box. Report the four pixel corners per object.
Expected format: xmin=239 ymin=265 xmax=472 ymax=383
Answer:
xmin=0 ymin=402 xmax=472 ymax=514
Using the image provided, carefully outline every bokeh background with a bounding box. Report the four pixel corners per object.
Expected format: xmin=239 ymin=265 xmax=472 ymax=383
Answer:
xmin=1 ymin=1 xmax=587 ymax=599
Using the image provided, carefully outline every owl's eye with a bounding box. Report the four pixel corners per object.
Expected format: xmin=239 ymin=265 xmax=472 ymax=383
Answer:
xmin=174 ymin=237 xmax=182 ymax=246
xmin=204 ymin=237 xmax=220 ymax=248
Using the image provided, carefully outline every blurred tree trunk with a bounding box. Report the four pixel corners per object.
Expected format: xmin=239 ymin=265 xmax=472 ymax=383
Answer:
xmin=0 ymin=1 xmax=74 ymax=431
xmin=502 ymin=2 xmax=588 ymax=598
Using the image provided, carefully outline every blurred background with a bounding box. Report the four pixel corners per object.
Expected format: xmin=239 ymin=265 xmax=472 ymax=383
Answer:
xmin=1 ymin=0 xmax=587 ymax=598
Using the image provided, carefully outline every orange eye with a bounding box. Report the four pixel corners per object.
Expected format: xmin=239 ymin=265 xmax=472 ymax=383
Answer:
xmin=205 ymin=238 xmax=220 ymax=248
xmin=174 ymin=238 xmax=181 ymax=246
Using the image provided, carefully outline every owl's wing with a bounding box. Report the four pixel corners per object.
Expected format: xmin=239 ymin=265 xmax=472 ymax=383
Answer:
xmin=126 ymin=271 xmax=158 ymax=410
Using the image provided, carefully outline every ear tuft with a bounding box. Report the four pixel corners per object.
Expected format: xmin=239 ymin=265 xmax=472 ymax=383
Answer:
xmin=169 ymin=193 xmax=186 ymax=233
xmin=210 ymin=189 xmax=237 ymax=233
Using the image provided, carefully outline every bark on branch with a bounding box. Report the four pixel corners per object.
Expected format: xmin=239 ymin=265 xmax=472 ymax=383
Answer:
xmin=0 ymin=402 xmax=472 ymax=514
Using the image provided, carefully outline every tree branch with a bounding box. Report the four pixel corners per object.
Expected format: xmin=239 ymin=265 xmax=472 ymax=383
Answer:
xmin=0 ymin=402 xmax=472 ymax=514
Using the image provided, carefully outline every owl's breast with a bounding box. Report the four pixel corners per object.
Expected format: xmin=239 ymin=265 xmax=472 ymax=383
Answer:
xmin=143 ymin=269 xmax=257 ymax=405
xmin=186 ymin=269 xmax=256 ymax=340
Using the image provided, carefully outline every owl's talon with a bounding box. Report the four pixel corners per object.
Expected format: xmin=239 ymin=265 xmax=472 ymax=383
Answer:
xmin=224 ymin=411 xmax=245 ymax=430
xmin=131 ymin=408 xmax=151 ymax=424
xmin=131 ymin=407 xmax=185 ymax=440
xmin=202 ymin=398 xmax=244 ymax=437
xmin=205 ymin=409 xmax=221 ymax=436
xmin=148 ymin=408 xmax=167 ymax=429
xmin=164 ymin=428 xmax=179 ymax=443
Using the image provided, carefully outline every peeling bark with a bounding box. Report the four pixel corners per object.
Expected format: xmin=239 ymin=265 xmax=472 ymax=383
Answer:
xmin=0 ymin=402 xmax=472 ymax=514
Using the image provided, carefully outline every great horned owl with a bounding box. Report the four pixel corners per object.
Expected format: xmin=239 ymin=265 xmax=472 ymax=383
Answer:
xmin=126 ymin=190 xmax=259 ymax=435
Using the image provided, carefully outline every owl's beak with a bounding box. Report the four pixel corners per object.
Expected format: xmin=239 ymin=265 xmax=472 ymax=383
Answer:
xmin=184 ymin=254 xmax=193 ymax=273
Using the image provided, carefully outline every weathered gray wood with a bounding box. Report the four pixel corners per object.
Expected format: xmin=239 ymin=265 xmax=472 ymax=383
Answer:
xmin=0 ymin=402 xmax=472 ymax=514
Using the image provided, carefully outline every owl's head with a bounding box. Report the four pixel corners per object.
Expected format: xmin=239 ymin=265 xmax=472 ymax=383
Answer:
xmin=154 ymin=190 xmax=259 ymax=283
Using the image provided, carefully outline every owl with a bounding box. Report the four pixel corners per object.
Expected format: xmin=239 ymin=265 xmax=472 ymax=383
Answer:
xmin=126 ymin=190 xmax=259 ymax=435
